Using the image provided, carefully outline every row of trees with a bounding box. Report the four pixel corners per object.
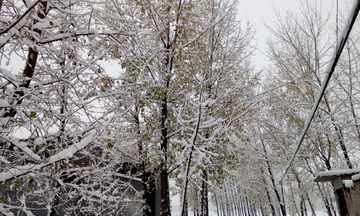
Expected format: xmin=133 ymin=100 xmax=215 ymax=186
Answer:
xmin=209 ymin=1 xmax=360 ymax=216
xmin=1 ymin=0 xmax=360 ymax=215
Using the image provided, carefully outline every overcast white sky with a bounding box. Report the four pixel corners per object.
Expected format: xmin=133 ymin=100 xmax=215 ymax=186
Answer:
xmin=237 ymin=0 xmax=354 ymax=71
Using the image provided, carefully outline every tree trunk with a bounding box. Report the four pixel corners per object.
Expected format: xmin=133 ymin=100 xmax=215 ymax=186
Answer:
xmin=200 ymin=170 xmax=209 ymax=216
xmin=183 ymin=202 xmax=188 ymax=216
xmin=161 ymin=167 xmax=170 ymax=216
xmin=261 ymin=168 xmax=276 ymax=216
xmin=181 ymin=102 xmax=202 ymax=216
xmin=3 ymin=0 xmax=49 ymax=119
xmin=181 ymin=150 xmax=194 ymax=216
xmin=230 ymin=187 xmax=238 ymax=216
xmin=261 ymin=141 xmax=286 ymax=216
xmin=220 ymin=192 xmax=226 ymax=216
xmin=214 ymin=191 xmax=220 ymax=216
xmin=160 ymin=90 xmax=171 ymax=215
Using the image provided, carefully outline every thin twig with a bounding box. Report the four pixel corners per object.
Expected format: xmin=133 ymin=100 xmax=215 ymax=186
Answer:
xmin=0 ymin=0 xmax=42 ymax=36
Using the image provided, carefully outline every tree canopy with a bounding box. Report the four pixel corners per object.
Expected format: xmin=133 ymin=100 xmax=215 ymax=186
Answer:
xmin=1 ymin=0 xmax=360 ymax=215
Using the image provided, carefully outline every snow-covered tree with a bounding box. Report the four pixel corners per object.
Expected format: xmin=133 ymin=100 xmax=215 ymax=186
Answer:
xmin=0 ymin=0 xmax=144 ymax=214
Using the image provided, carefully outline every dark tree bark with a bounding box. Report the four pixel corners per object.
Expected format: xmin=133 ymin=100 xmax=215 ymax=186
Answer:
xmin=261 ymin=141 xmax=286 ymax=216
xmin=200 ymin=170 xmax=209 ymax=216
xmin=214 ymin=191 xmax=220 ymax=216
xmin=160 ymin=92 xmax=171 ymax=216
xmin=3 ymin=1 xmax=47 ymax=118
xmin=260 ymin=167 xmax=276 ymax=216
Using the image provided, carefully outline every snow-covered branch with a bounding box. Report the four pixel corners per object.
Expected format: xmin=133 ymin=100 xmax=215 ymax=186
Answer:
xmin=39 ymin=30 xmax=137 ymax=44
xmin=0 ymin=131 xmax=95 ymax=182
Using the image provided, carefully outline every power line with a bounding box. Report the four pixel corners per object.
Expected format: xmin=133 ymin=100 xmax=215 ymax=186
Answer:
xmin=283 ymin=0 xmax=360 ymax=176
